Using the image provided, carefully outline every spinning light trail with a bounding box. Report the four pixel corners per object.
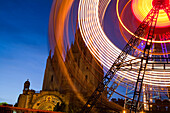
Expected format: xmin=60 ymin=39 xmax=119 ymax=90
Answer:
xmin=78 ymin=0 xmax=170 ymax=87
xmin=132 ymin=0 xmax=170 ymax=27
xmin=49 ymin=0 xmax=170 ymax=112
xmin=117 ymin=0 xmax=170 ymax=43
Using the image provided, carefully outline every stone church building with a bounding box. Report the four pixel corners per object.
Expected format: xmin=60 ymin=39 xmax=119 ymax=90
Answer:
xmin=17 ymin=30 xmax=104 ymax=112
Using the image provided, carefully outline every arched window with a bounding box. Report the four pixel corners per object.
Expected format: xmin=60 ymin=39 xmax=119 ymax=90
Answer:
xmin=51 ymin=75 xmax=53 ymax=82
xmin=85 ymin=75 xmax=88 ymax=81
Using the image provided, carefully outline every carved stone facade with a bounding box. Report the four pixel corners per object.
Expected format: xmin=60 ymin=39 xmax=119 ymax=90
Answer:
xmin=42 ymin=29 xmax=104 ymax=110
xmin=17 ymin=30 xmax=104 ymax=112
xmin=18 ymin=80 xmax=68 ymax=111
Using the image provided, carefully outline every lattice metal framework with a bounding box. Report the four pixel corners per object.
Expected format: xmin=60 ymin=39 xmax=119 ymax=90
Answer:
xmin=80 ymin=1 xmax=170 ymax=113
xmin=130 ymin=3 xmax=160 ymax=112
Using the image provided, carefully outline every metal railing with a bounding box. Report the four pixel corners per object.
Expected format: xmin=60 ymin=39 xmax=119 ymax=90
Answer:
xmin=0 ymin=105 xmax=64 ymax=113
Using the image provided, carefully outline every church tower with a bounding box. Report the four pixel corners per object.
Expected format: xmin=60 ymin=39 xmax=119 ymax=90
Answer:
xmin=23 ymin=79 xmax=30 ymax=94
xmin=17 ymin=29 xmax=105 ymax=112
xmin=42 ymin=29 xmax=104 ymax=107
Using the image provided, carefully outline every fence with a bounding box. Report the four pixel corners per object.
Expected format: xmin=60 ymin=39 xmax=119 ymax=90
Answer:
xmin=0 ymin=105 xmax=64 ymax=113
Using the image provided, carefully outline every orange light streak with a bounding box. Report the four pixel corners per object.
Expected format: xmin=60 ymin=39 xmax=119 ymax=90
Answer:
xmin=49 ymin=0 xmax=87 ymax=104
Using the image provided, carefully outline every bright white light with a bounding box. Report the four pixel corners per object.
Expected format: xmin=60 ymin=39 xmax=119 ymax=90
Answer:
xmin=78 ymin=0 xmax=170 ymax=86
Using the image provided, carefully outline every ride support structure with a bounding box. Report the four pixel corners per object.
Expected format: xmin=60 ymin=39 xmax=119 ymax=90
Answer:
xmin=80 ymin=0 xmax=170 ymax=113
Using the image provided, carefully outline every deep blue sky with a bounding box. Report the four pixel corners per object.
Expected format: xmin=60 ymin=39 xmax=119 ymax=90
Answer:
xmin=0 ymin=0 xmax=53 ymax=104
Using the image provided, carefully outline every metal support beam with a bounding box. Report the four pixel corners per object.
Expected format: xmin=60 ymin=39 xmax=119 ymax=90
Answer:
xmin=80 ymin=5 xmax=159 ymax=113
xmin=130 ymin=4 xmax=160 ymax=113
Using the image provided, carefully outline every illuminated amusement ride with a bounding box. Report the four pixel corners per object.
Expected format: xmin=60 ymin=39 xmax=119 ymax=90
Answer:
xmin=47 ymin=0 xmax=170 ymax=112
xmin=77 ymin=0 xmax=170 ymax=112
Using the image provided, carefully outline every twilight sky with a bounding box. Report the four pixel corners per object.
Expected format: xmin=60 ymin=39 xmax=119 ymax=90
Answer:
xmin=0 ymin=0 xmax=53 ymax=104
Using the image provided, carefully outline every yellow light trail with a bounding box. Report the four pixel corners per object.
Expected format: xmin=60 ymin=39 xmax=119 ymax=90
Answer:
xmin=78 ymin=0 xmax=170 ymax=86
xmin=116 ymin=0 xmax=170 ymax=43
xmin=132 ymin=0 xmax=170 ymax=27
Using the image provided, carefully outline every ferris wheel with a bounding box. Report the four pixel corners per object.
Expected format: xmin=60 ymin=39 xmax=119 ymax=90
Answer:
xmin=48 ymin=0 xmax=170 ymax=112
xmin=78 ymin=0 xmax=170 ymax=112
